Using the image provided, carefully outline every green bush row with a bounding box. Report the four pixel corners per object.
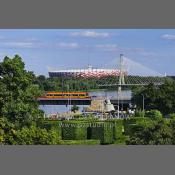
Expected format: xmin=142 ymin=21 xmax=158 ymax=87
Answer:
xmin=43 ymin=118 xmax=151 ymax=145
xmin=43 ymin=120 xmax=119 ymax=144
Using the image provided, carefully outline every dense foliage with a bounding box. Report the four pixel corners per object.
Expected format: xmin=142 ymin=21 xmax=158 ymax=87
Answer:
xmin=127 ymin=119 xmax=173 ymax=145
xmin=0 ymin=55 xmax=44 ymax=127
xmin=34 ymin=75 xmax=99 ymax=91
xmin=0 ymin=55 xmax=59 ymax=145
xmin=132 ymin=79 xmax=175 ymax=115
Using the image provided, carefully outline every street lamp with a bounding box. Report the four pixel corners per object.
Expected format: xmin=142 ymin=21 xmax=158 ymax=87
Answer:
xmin=141 ymin=94 xmax=145 ymax=117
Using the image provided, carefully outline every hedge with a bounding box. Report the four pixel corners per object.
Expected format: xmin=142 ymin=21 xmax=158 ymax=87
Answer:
xmin=87 ymin=122 xmax=103 ymax=140
xmin=61 ymin=120 xmax=115 ymax=144
xmin=112 ymin=120 xmax=126 ymax=144
xmin=61 ymin=121 xmax=88 ymax=140
xmin=43 ymin=119 xmax=153 ymax=145
xmin=100 ymin=122 xmax=114 ymax=144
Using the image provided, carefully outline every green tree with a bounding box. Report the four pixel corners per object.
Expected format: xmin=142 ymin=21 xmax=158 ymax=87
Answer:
xmin=0 ymin=55 xmax=43 ymax=127
xmin=132 ymin=79 xmax=175 ymax=115
xmin=127 ymin=119 xmax=173 ymax=145
xmin=0 ymin=117 xmax=16 ymax=145
xmin=71 ymin=105 xmax=79 ymax=113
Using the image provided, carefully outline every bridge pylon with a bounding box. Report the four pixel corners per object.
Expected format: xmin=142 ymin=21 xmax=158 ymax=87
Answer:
xmin=118 ymin=54 xmax=125 ymax=91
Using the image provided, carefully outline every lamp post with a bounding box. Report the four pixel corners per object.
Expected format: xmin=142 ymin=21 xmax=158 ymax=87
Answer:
xmin=117 ymin=89 xmax=120 ymax=119
xmin=141 ymin=94 xmax=145 ymax=117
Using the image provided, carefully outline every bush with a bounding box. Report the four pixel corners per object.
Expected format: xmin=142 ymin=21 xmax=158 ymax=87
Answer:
xmin=61 ymin=121 xmax=88 ymax=140
xmin=113 ymin=120 xmax=126 ymax=144
xmin=12 ymin=125 xmax=60 ymax=145
xmin=145 ymin=110 xmax=163 ymax=120
xmin=127 ymin=119 xmax=173 ymax=145
xmin=87 ymin=122 xmax=103 ymax=140
xmin=61 ymin=120 xmax=115 ymax=144
xmin=42 ymin=120 xmax=62 ymax=139
xmin=134 ymin=110 xmax=145 ymax=118
xmin=74 ymin=125 xmax=87 ymax=140
xmin=123 ymin=117 xmax=151 ymax=136
xmin=100 ymin=122 xmax=114 ymax=145
xmin=169 ymin=113 xmax=175 ymax=120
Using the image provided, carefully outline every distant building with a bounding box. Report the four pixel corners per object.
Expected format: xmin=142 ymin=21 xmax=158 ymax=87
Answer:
xmin=49 ymin=65 xmax=121 ymax=78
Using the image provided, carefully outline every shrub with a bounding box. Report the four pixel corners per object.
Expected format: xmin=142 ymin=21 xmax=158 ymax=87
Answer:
xmin=42 ymin=120 xmax=62 ymax=139
xmin=12 ymin=125 xmax=60 ymax=145
xmin=134 ymin=110 xmax=145 ymax=118
xmin=100 ymin=122 xmax=114 ymax=145
xmin=113 ymin=120 xmax=126 ymax=144
xmin=145 ymin=110 xmax=163 ymax=120
xmin=123 ymin=117 xmax=151 ymax=136
xmin=87 ymin=122 xmax=103 ymax=140
xmin=61 ymin=121 xmax=88 ymax=140
xmin=169 ymin=113 xmax=175 ymax=120
xmin=127 ymin=119 xmax=173 ymax=145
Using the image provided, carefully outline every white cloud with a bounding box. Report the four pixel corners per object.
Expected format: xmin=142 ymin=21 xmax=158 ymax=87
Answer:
xmin=57 ymin=42 xmax=80 ymax=49
xmin=161 ymin=34 xmax=175 ymax=40
xmin=3 ymin=41 xmax=38 ymax=48
xmin=71 ymin=30 xmax=110 ymax=38
xmin=0 ymin=37 xmax=42 ymax=48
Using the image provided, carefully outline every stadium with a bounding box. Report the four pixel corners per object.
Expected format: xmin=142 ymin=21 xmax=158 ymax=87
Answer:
xmin=49 ymin=65 xmax=122 ymax=78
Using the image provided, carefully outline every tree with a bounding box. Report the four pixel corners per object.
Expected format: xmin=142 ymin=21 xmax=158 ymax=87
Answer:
xmin=127 ymin=119 xmax=173 ymax=145
xmin=132 ymin=79 xmax=175 ymax=115
xmin=0 ymin=117 xmax=16 ymax=145
xmin=71 ymin=105 xmax=79 ymax=113
xmin=0 ymin=55 xmax=43 ymax=127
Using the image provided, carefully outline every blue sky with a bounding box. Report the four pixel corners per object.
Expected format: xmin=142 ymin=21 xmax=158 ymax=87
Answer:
xmin=0 ymin=29 xmax=175 ymax=76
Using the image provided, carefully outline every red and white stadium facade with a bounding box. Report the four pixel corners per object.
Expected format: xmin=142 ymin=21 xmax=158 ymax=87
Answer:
xmin=49 ymin=66 xmax=125 ymax=78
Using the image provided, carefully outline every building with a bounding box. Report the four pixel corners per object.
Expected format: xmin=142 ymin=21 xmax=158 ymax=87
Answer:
xmin=49 ymin=65 xmax=120 ymax=78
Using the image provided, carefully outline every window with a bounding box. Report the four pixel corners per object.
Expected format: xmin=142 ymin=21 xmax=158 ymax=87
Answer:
xmin=72 ymin=94 xmax=78 ymax=96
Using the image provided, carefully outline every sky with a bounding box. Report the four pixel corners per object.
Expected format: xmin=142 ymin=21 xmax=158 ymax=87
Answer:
xmin=0 ymin=29 xmax=175 ymax=76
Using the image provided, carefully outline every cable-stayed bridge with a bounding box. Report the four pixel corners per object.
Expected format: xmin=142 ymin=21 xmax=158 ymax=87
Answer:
xmin=96 ymin=54 xmax=169 ymax=87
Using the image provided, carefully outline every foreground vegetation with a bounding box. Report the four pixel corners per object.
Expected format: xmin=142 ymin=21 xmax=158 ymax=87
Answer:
xmin=0 ymin=55 xmax=175 ymax=145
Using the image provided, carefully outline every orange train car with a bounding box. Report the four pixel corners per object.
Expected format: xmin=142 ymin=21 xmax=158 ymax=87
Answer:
xmin=44 ymin=92 xmax=91 ymax=99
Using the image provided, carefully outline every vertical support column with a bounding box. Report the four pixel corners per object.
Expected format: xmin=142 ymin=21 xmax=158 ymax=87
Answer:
xmin=117 ymin=54 xmax=125 ymax=118
xmin=118 ymin=53 xmax=125 ymax=91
